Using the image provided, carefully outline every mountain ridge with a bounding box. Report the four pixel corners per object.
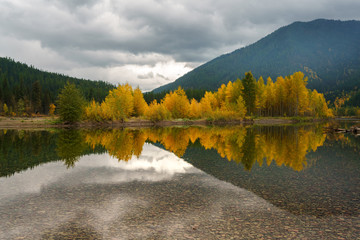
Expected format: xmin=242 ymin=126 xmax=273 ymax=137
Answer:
xmin=153 ymin=19 xmax=360 ymax=96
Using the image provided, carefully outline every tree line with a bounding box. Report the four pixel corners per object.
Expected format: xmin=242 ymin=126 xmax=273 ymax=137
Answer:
xmin=56 ymin=71 xmax=333 ymax=123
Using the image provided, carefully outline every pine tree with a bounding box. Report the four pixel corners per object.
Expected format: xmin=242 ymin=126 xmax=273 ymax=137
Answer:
xmin=241 ymin=72 xmax=256 ymax=115
xmin=255 ymin=77 xmax=266 ymax=116
xmin=57 ymin=82 xmax=86 ymax=123
xmin=31 ymin=80 xmax=42 ymax=113
xmin=1 ymin=78 xmax=10 ymax=105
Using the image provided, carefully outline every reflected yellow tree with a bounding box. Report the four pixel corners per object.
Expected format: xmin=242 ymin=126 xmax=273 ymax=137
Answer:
xmin=85 ymin=129 xmax=147 ymax=161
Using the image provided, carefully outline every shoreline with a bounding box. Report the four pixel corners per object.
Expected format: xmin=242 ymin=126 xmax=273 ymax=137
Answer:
xmin=0 ymin=116 xmax=325 ymax=129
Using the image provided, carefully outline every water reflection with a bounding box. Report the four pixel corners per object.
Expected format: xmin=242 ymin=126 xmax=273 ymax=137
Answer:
xmin=84 ymin=125 xmax=327 ymax=171
xmin=57 ymin=129 xmax=87 ymax=168
xmin=0 ymin=124 xmax=359 ymax=233
xmin=0 ymin=124 xmax=341 ymax=177
xmin=0 ymin=144 xmax=195 ymax=203
xmin=1 ymin=124 xmax=359 ymax=177
xmin=0 ymin=129 xmax=105 ymax=177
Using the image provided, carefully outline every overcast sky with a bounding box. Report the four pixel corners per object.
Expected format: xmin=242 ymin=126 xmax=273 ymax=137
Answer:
xmin=0 ymin=0 xmax=359 ymax=91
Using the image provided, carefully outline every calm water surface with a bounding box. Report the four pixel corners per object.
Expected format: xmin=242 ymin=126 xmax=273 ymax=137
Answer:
xmin=0 ymin=123 xmax=359 ymax=239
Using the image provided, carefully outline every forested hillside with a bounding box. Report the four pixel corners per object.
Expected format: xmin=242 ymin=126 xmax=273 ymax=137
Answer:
xmin=153 ymin=19 xmax=360 ymax=101
xmin=0 ymin=57 xmax=115 ymax=114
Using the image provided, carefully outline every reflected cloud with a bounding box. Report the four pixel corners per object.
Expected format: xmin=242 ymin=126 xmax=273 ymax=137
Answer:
xmin=0 ymin=144 xmax=195 ymax=202
xmin=78 ymin=143 xmax=193 ymax=174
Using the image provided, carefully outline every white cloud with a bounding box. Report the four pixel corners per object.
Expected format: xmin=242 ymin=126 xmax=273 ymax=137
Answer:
xmin=64 ymin=60 xmax=192 ymax=91
xmin=0 ymin=0 xmax=359 ymax=90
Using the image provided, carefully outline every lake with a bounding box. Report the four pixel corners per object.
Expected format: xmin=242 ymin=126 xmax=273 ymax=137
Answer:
xmin=0 ymin=122 xmax=359 ymax=239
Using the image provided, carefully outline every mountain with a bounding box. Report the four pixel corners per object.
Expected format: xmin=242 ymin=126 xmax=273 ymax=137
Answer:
xmin=153 ymin=19 xmax=360 ymax=97
xmin=0 ymin=57 xmax=114 ymax=113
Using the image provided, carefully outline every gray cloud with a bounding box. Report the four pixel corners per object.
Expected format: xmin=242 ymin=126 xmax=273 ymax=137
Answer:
xmin=0 ymin=0 xmax=359 ymax=90
xmin=156 ymin=73 xmax=170 ymax=81
xmin=137 ymin=72 xmax=154 ymax=79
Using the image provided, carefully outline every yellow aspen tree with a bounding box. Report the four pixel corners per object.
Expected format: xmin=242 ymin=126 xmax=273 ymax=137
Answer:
xmin=309 ymin=90 xmax=333 ymax=118
xmin=264 ymin=77 xmax=275 ymax=116
xmin=290 ymin=72 xmax=309 ymax=116
xmin=162 ymin=87 xmax=190 ymax=119
xmin=225 ymin=81 xmax=234 ymax=105
xmin=162 ymin=91 xmax=176 ymax=116
xmin=236 ymin=95 xmax=247 ymax=118
xmin=85 ymin=100 xmax=101 ymax=121
xmin=3 ymin=103 xmax=8 ymax=116
xmin=274 ymin=76 xmax=286 ymax=116
xmin=145 ymin=100 xmax=170 ymax=122
xmin=174 ymin=87 xmax=190 ymax=118
xmin=133 ymin=87 xmax=148 ymax=117
xmin=189 ymin=98 xmax=201 ymax=119
xmin=215 ymin=84 xmax=227 ymax=109
xmin=102 ymin=84 xmax=134 ymax=120
xmin=255 ymin=77 xmax=266 ymax=116
xmin=49 ymin=103 xmax=56 ymax=116
xmin=200 ymin=91 xmax=215 ymax=117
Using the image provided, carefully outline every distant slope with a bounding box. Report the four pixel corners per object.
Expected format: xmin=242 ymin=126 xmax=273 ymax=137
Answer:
xmin=153 ymin=19 xmax=360 ymax=95
xmin=0 ymin=57 xmax=115 ymax=113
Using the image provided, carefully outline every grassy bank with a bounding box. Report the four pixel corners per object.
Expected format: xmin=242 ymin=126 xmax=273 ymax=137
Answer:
xmin=0 ymin=116 xmax=254 ymax=128
xmin=0 ymin=116 xmax=60 ymax=129
xmin=1 ymin=116 xmax=331 ymax=129
xmin=253 ymin=116 xmax=328 ymax=125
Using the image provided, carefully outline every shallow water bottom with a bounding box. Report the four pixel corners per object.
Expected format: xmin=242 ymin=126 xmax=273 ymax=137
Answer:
xmin=1 ymin=169 xmax=358 ymax=239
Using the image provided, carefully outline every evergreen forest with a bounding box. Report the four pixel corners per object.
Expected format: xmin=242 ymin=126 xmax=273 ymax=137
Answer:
xmin=0 ymin=57 xmax=114 ymax=115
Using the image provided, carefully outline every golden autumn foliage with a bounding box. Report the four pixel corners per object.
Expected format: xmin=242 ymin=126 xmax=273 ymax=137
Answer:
xmin=200 ymin=91 xmax=215 ymax=117
xmin=144 ymin=100 xmax=170 ymax=122
xmin=83 ymin=71 xmax=332 ymax=122
xmin=85 ymin=100 xmax=102 ymax=121
xmin=102 ymin=84 xmax=134 ymax=120
xmin=162 ymin=87 xmax=190 ymax=118
xmin=3 ymin=103 xmax=8 ymax=116
xmin=49 ymin=103 xmax=56 ymax=116
xmin=259 ymin=72 xmax=332 ymax=118
xmin=84 ymin=84 xmax=147 ymax=121
xmin=133 ymin=87 xmax=148 ymax=117
xmin=189 ymin=99 xmax=202 ymax=119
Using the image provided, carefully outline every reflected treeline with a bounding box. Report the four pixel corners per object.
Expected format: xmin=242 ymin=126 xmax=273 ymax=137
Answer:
xmin=325 ymin=130 xmax=360 ymax=155
xmin=0 ymin=130 xmax=59 ymax=177
xmin=0 ymin=129 xmax=106 ymax=176
xmin=85 ymin=129 xmax=147 ymax=161
xmin=85 ymin=124 xmax=327 ymax=171
xmin=0 ymin=124 xmax=335 ymax=176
